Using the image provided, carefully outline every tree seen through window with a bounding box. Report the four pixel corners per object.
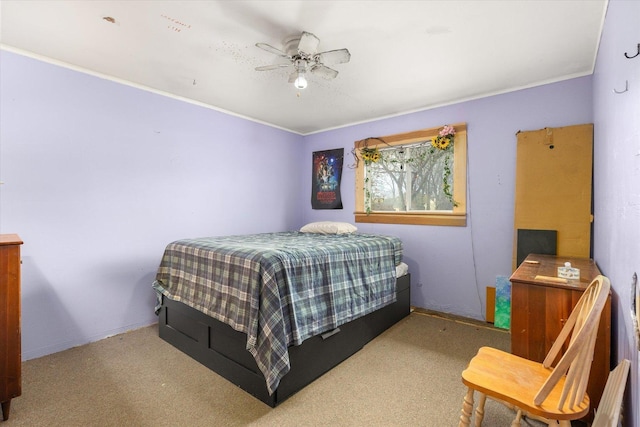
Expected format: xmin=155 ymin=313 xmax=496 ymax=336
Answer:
xmin=365 ymin=142 xmax=454 ymax=213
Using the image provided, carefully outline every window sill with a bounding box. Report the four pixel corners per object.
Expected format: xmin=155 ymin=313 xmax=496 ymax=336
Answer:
xmin=354 ymin=212 xmax=467 ymax=227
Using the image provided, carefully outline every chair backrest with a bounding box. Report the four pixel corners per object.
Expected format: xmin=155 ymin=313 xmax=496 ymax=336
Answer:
xmin=592 ymin=359 xmax=630 ymax=427
xmin=533 ymin=275 xmax=611 ymax=409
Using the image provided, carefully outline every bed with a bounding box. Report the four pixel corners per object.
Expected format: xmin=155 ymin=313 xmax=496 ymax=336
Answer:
xmin=152 ymin=228 xmax=410 ymax=407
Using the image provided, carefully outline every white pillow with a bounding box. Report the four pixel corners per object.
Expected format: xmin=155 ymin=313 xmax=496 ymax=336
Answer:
xmin=300 ymin=221 xmax=358 ymax=234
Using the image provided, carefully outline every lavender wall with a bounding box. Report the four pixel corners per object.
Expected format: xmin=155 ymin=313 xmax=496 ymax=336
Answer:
xmin=592 ymin=0 xmax=640 ymax=425
xmin=302 ymin=77 xmax=593 ymax=320
xmin=0 ymin=51 xmax=304 ymax=359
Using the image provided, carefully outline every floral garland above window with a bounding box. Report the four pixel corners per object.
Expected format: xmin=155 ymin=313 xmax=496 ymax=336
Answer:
xmin=354 ymin=125 xmax=458 ymax=211
xmin=360 ymin=146 xmax=381 ymax=164
xmin=432 ymin=124 xmax=456 ymax=150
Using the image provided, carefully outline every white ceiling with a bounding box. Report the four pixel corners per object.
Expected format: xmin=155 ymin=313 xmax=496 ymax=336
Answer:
xmin=0 ymin=1 xmax=607 ymax=135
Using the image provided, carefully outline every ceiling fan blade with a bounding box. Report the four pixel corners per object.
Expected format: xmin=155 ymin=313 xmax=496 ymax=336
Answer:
xmin=288 ymin=71 xmax=298 ymax=84
xmin=315 ymin=49 xmax=351 ymax=65
xmin=255 ymin=42 xmax=289 ymax=58
xmin=255 ymin=63 xmax=292 ymax=71
xmin=311 ymin=65 xmax=339 ymax=80
xmin=298 ymin=31 xmax=320 ymax=55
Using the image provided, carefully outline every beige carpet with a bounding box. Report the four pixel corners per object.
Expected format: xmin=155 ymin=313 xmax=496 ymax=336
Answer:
xmin=6 ymin=312 xmax=544 ymax=426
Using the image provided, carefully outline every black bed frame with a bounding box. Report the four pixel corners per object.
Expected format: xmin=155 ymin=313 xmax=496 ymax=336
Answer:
xmin=157 ymin=274 xmax=411 ymax=407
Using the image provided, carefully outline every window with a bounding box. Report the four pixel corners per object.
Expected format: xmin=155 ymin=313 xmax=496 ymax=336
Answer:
xmin=354 ymin=123 xmax=467 ymax=226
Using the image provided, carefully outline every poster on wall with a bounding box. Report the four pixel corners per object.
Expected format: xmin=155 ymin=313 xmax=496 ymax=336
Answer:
xmin=312 ymin=148 xmax=343 ymax=209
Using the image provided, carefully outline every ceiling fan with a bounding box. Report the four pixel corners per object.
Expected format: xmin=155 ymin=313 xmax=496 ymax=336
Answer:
xmin=255 ymin=31 xmax=351 ymax=89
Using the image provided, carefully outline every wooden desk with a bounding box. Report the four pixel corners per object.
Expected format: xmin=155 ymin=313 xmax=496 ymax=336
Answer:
xmin=510 ymin=253 xmax=610 ymax=422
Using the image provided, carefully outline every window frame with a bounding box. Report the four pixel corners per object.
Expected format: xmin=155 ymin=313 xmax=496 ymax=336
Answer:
xmin=354 ymin=123 xmax=467 ymax=226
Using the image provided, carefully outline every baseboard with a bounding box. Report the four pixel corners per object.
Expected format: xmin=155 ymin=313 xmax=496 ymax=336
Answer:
xmin=410 ymin=307 xmax=508 ymax=332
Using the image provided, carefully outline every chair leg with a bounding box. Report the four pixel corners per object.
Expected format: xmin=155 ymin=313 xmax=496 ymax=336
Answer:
xmin=459 ymin=388 xmax=475 ymax=427
xmin=502 ymin=404 xmax=552 ymax=426
xmin=511 ymin=409 xmax=523 ymax=427
xmin=474 ymin=393 xmax=486 ymax=427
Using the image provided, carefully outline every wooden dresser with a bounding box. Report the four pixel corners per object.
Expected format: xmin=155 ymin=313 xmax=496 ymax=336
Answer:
xmin=0 ymin=234 xmax=23 ymax=421
xmin=510 ymin=253 xmax=610 ymax=422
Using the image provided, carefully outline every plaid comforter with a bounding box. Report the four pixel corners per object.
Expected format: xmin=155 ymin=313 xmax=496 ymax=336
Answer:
xmin=152 ymin=231 xmax=402 ymax=395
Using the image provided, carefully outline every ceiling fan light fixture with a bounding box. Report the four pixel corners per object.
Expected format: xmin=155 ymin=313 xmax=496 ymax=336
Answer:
xmin=294 ymin=72 xmax=308 ymax=89
xmin=255 ymin=31 xmax=350 ymax=90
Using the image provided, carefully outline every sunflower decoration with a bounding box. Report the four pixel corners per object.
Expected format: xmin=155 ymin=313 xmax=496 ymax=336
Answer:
xmin=360 ymin=147 xmax=381 ymax=164
xmin=431 ymin=124 xmax=456 ymax=150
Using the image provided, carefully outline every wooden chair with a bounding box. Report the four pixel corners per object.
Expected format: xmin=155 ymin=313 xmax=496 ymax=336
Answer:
xmin=459 ymin=275 xmax=611 ymax=427
xmin=592 ymin=359 xmax=630 ymax=427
